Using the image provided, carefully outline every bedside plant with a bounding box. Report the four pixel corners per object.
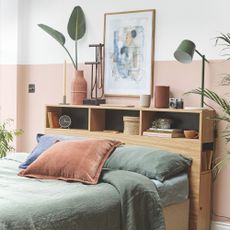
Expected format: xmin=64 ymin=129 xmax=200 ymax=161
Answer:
xmin=38 ymin=6 xmax=86 ymax=70
xmin=187 ymin=33 xmax=230 ymax=176
xmin=0 ymin=119 xmax=23 ymax=158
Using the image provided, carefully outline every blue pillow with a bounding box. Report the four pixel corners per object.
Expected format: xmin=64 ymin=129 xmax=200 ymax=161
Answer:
xmin=19 ymin=134 xmax=88 ymax=169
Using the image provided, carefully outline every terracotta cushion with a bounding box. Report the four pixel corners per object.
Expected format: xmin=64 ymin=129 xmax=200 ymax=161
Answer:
xmin=18 ymin=139 xmax=121 ymax=184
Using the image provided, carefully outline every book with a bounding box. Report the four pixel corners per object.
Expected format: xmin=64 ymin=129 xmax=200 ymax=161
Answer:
xmin=147 ymin=128 xmax=183 ymax=133
xmin=143 ymin=131 xmax=184 ymax=138
xmin=47 ymin=112 xmax=59 ymax=128
xmin=201 ymin=151 xmax=213 ymax=171
xmin=103 ymin=130 xmax=119 ymax=134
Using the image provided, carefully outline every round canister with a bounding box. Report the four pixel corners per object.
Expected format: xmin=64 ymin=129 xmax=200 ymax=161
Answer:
xmin=154 ymin=86 xmax=170 ymax=108
xmin=123 ymin=116 xmax=140 ymax=135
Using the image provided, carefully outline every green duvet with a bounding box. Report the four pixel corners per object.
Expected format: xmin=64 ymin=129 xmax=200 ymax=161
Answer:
xmin=0 ymin=153 xmax=165 ymax=230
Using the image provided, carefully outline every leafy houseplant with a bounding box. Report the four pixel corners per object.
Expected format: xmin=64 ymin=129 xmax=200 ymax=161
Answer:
xmin=38 ymin=6 xmax=87 ymax=104
xmin=0 ymin=119 xmax=23 ymax=158
xmin=38 ymin=6 xmax=86 ymax=71
xmin=188 ymin=33 xmax=230 ymax=176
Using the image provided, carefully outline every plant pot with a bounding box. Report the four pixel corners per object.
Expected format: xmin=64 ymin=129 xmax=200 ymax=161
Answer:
xmin=71 ymin=70 xmax=87 ymax=105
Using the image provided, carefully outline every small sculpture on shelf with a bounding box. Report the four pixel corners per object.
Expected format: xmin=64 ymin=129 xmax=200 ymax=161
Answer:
xmin=152 ymin=118 xmax=172 ymax=129
xmin=83 ymin=43 xmax=106 ymax=105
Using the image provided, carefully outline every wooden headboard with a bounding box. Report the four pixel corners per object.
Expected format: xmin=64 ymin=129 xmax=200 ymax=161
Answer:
xmin=45 ymin=105 xmax=215 ymax=230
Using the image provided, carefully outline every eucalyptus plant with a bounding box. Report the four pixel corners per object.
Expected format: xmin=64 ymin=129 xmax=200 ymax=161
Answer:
xmin=38 ymin=6 xmax=86 ymax=70
xmin=0 ymin=119 xmax=23 ymax=158
xmin=187 ymin=33 xmax=230 ymax=176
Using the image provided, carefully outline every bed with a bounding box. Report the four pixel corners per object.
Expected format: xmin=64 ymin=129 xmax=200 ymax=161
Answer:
xmin=0 ymin=135 xmax=191 ymax=230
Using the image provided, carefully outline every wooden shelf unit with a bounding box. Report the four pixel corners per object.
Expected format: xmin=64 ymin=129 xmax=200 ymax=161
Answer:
xmin=45 ymin=104 xmax=215 ymax=230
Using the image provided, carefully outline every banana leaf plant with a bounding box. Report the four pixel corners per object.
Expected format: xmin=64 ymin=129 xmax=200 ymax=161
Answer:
xmin=186 ymin=33 xmax=230 ymax=177
xmin=38 ymin=6 xmax=86 ymax=70
xmin=0 ymin=119 xmax=23 ymax=158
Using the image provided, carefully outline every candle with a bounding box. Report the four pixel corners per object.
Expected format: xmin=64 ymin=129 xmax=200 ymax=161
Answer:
xmin=63 ymin=60 xmax=67 ymax=96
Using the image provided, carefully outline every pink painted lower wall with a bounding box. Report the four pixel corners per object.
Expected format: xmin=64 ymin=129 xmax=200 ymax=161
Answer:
xmin=0 ymin=60 xmax=229 ymax=222
xmin=0 ymin=65 xmax=23 ymax=150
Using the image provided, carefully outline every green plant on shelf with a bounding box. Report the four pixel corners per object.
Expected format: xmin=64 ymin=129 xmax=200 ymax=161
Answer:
xmin=0 ymin=119 xmax=23 ymax=158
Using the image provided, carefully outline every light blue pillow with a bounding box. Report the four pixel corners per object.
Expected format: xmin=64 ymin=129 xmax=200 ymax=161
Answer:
xmin=19 ymin=134 xmax=88 ymax=169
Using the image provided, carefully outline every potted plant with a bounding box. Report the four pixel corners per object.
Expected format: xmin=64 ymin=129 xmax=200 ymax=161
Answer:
xmin=0 ymin=119 xmax=23 ymax=158
xmin=38 ymin=6 xmax=87 ymax=104
xmin=187 ymin=33 xmax=230 ymax=177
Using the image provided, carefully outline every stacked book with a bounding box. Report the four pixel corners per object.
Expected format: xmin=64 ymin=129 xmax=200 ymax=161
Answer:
xmin=47 ymin=111 xmax=60 ymax=128
xmin=143 ymin=128 xmax=184 ymax=138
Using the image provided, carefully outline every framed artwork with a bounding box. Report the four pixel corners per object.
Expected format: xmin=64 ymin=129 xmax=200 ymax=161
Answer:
xmin=103 ymin=9 xmax=155 ymax=96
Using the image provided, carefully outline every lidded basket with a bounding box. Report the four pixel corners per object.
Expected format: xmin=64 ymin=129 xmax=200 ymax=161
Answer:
xmin=123 ymin=116 xmax=140 ymax=135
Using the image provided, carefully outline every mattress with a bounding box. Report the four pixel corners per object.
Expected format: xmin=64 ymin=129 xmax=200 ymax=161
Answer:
xmin=0 ymin=153 xmax=166 ymax=230
xmin=152 ymin=173 xmax=189 ymax=207
xmin=8 ymin=152 xmax=189 ymax=207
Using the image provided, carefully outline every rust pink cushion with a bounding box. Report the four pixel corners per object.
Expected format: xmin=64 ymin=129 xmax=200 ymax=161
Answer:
xmin=18 ymin=139 xmax=121 ymax=184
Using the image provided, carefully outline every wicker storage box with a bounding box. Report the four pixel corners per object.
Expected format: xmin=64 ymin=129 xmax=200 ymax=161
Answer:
xmin=123 ymin=116 xmax=140 ymax=135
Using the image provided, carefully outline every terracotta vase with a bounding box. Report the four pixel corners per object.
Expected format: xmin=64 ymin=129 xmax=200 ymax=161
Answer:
xmin=71 ymin=70 xmax=87 ymax=105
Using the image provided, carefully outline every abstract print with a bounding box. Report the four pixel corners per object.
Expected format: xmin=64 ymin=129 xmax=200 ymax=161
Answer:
xmin=112 ymin=26 xmax=144 ymax=82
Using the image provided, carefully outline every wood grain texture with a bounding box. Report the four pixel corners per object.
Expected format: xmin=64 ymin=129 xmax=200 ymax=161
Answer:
xmin=164 ymin=200 xmax=189 ymax=230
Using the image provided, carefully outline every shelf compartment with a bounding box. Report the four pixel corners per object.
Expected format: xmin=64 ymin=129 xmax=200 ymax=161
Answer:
xmin=141 ymin=111 xmax=200 ymax=132
xmin=46 ymin=106 xmax=89 ymax=130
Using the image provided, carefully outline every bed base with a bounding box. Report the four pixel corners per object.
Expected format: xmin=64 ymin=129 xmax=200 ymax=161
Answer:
xmin=164 ymin=199 xmax=189 ymax=230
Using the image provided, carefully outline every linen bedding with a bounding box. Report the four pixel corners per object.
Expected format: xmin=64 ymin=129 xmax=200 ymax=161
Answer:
xmin=0 ymin=153 xmax=165 ymax=230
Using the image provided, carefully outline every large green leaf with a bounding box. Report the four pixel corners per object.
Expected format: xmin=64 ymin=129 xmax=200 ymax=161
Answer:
xmin=67 ymin=6 xmax=86 ymax=41
xmin=38 ymin=24 xmax=66 ymax=46
xmin=186 ymin=88 xmax=230 ymax=116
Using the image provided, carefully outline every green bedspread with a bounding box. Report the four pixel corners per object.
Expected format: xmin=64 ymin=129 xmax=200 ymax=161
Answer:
xmin=0 ymin=153 xmax=165 ymax=230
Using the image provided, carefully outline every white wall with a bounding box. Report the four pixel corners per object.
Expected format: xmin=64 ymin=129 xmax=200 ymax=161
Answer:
xmin=0 ymin=0 xmax=19 ymax=64
xmin=0 ymin=0 xmax=19 ymax=124
xmin=14 ymin=0 xmax=230 ymax=66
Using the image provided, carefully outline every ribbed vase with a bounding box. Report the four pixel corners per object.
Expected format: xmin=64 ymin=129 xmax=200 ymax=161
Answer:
xmin=71 ymin=70 xmax=87 ymax=105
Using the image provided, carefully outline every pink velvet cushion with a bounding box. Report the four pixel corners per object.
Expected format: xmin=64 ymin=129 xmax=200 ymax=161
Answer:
xmin=18 ymin=139 xmax=121 ymax=184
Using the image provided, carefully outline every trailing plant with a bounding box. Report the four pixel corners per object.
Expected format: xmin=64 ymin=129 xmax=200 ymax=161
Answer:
xmin=38 ymin=6 xmax=86 ymax=70
xmin=0 ymin=119 xmax=23 ymax=158
xmin=187 ymin=33 xmax=230 ymax=177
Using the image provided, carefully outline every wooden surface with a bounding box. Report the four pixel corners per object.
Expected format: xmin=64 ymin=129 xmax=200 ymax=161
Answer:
xmin=164 ymin=200 xmax=189 ymax=230
xmin=198 ymin=171 xmax=212 ymax=230
xmin=45 ymin=105 xmax=215 ymax=230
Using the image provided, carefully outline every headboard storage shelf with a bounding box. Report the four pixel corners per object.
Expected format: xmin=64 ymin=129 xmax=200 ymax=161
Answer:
xmin=45 ymin=104 xmax=215 ymax=230
xmin=46 ymin=105 xmax=89 ymax=130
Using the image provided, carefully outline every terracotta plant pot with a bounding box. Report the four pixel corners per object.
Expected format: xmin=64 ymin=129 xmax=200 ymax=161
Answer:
xmin=71 ymin=70 xmax=87 ymax=105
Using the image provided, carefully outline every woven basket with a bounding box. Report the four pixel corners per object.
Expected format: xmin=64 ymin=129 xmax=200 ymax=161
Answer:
xmin=123 ymin=116 xmax=140 ymax=135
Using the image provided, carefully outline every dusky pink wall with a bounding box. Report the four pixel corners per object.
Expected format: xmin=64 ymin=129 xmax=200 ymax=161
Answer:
xmin=0 ymin=65 xmax=23 ymax=150
xmin=1 ymin=59 xmax=229 ymax=221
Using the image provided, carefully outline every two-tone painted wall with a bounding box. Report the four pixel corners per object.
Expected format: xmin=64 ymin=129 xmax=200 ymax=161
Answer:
xmin=1 ymin=0 xmax=230 ymax=226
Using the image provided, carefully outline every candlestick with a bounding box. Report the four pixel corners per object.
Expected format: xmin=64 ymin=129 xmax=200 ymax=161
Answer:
xmin=59 ymin=60 xmax=69 ymax=105
xmin=64 ymin=60 xmax=67 ymax=96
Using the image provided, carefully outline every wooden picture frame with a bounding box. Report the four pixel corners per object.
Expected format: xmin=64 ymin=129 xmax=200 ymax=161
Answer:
xmin=103 ymin=9 xmax=155 ymax=96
